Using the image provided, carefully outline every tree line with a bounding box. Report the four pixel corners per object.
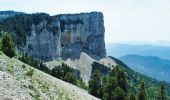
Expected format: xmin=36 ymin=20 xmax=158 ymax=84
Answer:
xmin=88 ymin=64 xmax=167 ymax=100
xmin=0 ymin=32 xmax=168 ymax=100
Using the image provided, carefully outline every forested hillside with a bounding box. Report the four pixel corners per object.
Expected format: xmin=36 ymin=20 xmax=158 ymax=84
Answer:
xmin=0 ymin=11 xmax=23 ymax=20
xmin=119 ymin=55 xmax=170 ymax=83
xmin=88 ymin=57 xmax=170 ymax=99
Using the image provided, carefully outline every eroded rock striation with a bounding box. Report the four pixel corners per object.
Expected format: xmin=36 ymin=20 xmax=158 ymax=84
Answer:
xmin=24 ymin=12 xmax=106 ymax=61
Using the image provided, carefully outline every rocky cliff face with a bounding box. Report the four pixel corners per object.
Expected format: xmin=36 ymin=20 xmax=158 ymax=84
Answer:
xmin=25 ymin=12 xmax=106 ymax=61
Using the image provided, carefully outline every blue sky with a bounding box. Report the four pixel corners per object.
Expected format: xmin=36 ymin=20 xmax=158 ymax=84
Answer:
xmin=1 ymin=0 xmax=170 ymax=43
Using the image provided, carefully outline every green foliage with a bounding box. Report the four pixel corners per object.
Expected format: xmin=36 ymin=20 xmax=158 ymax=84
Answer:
xmin=138 ymin=82 xmax=147 ymax=100
xmin=16 ymin=52 xmax=170 ymax=100
xmin=91 ymin=62 xmax=111 ymax=75
xmin=50 ymin=63 xmax=86 ymax=89
xmin=0 ymin=38 xmax=2 ymax=50
xmin=22 ymin=64 xmax=26 ymax=69
xmin=51 ymin=63 xmax=80 ymax=80
xmin=0 ymin=13 xmax=83 ymax=45
xmin=18 ymin=54 xmax=86 ymax=89
xmin=156 ymin=84 xmax=167 ymax=100
xmin=91 ymin=62 xmax=127 ymax=99
xmin=63 ymin=72 xmax=76 ymax=84
xmin=110 ymin=56 xmax=170 ymax=99
xmin=111 ymin=87 xmax=125 ymax=100
xmin=75 ymin=79 xmax=87 ymax=90
xmin=51 ymin=65 xmax=63 ymax=79
xmin=0 ymin=13 xmax=53 ymax=45
xmin=88 ymin=70 xmax=102 ymax=98
xmin=26 ymin=68 xmax=34 ymax=77
xmin=102 ymin=66 xmax=126 ymax=100
xmin=1 ymin=32 xmax=15 ymax=57
xmin=102 ymin=76 xmax=118 ymax=100
xmin=129 ymin=91 xmax=136 ymax=100
xmin=28 ymin=85 xmax=41 ymax=99
xmin=19 ymin=53 xmax=39 ymax=69
xmin=117 ymin=69 xmax=127 ymax=92
xmin=7 ymin=64 xmax=14 ymax=74
xmin=39 ymin=62 xmax=51 ymax=74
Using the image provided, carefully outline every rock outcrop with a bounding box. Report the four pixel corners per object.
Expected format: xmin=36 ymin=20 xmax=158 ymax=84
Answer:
xmin=45 ymin=52 xmax=117 ymax=84
xmin=25 ymin=12 xmax=106 ymax=61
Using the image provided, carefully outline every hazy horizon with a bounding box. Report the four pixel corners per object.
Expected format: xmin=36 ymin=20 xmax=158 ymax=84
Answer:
xmin=1 ymin=0 xmax=170 ymax=43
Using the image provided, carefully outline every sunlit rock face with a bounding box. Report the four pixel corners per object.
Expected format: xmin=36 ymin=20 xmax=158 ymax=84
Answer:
xmin=25 ymin=12 xmax=106 ymax=62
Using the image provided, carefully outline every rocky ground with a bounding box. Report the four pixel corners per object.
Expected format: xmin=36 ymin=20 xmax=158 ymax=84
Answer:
xmin=0 ymin=51 xmax=99 ymax=100
xmin=45 ymin=52 xmax=117 ymax=85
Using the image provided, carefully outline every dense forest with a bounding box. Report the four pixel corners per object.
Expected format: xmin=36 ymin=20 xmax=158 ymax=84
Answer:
xmin=0 ymin=13 xmax=52 ymax=45
xmin=89 ymin=61 xmax=170 ymax=99
xmin=0 ymin=13 xmax=83 ymax=46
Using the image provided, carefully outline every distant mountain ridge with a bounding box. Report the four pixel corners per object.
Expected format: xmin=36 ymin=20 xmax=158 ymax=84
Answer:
xmin=106 ymin=43 xmax=170 ymax=60
xmin=119 ymin=55 xmax=170 ymax=83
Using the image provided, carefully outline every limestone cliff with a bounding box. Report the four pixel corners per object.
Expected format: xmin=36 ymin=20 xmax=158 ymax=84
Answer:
xmin=25 ymin=12 xmax=106 ymax=61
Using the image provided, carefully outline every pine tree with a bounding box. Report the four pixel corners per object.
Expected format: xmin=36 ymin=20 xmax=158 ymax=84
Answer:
xmin=117 ymin=70 xmax=126 ymax=92
xmin=51 ymin=66 xmax=62 ymax=79
xmin=110 ymin=65 xmax=118 ymax=76
xmin=88 ymin=70 xmax=102 ymax=98
xmin=138 ymin=82 xmax=146 ymax=100
xmin=1 ymin=32 xmax=15 ymax=57
xmin=129 ymin=91 xmax=136 ymax=100
xmin=111 ymin=87 xmax=125 ymax=100
xmin=103 ymin=76 xmax=118 ymax=100
xmin=129 ymin=86 xmax=136 ymax=100
xmin=64 ymin=72 xmax=76 ymax=84
xmin=156 ymin=84 xmax=167 ymax=100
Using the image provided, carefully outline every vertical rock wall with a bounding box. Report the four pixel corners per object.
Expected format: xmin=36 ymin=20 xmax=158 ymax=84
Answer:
xmin=25 ymin=12 xmax=106 ymax=62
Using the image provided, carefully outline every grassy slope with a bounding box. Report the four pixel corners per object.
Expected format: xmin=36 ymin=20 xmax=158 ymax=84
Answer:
xmin=0 ymin=51 xmax=99 ymax=100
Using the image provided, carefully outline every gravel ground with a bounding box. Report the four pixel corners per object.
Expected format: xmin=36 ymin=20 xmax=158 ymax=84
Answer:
xmin=0 ymin=52 xmax=100 ymax=100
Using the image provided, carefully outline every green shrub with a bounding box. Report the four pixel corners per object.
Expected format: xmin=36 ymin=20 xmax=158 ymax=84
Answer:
xmin=22 ymin=64 xmax=26 ymax=69
xmin=7 ymin=65 xmax=14 ymax=74
xmin=26 ymin=68 xmax=34 ymax=77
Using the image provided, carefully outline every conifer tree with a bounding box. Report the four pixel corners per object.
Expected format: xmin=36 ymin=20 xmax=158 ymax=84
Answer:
xmin=103 ymin=76 xmax=118 ymax=100
xmin=156 ymin=84 xmax=167 ymax=100
xmin=129 ymin=86 xmax=136 ymax=100
xmin=129 ymin=91 xmax=136 ymax=100
xmin=111 ymin=87 xmax=125 ymax=100
xmin=1 ymin=32 xmax=15 ymax=57
xmin=138 ymin=82 xmax=147 ymax=100
xmin=88 ymin=70 xmax=102 ymax=98
xmin=117 ymin=70 xmax=126 ymax=92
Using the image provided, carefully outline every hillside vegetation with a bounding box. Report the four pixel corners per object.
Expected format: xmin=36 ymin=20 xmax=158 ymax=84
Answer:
xmin=0 ymin=51 xmax=99 ymax=100
xmin=110 ymin=57 xmax=170 ymax=99
xmin=119 ymin=55 xmax=170 ymax=83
